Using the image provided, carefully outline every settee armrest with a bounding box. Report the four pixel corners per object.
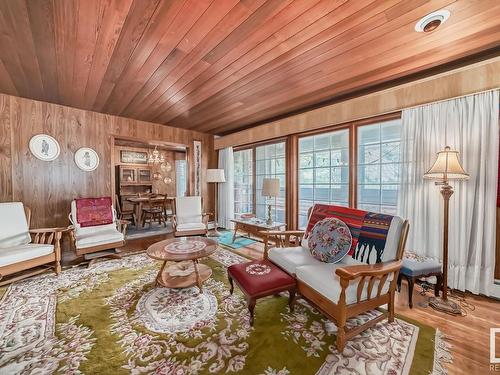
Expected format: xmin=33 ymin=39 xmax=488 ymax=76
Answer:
xmin=29 ymin=226 xmax=69 ymax=245
xmin=259 ymin=230 xmax=305 ymax=258
xmin=335 ymin=260 xmax=402 ymax=305
xmin=335 ymin=260 xmax=402 ymax=280
xmin=29 ymin=227 xmax=69 ymax=268
xmin=116 ymin=219 xmax=129 ymax=236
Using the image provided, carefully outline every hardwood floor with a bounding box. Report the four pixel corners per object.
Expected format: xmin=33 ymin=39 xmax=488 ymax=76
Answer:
xmin=62 ymin=233 xmax=499 ymax=374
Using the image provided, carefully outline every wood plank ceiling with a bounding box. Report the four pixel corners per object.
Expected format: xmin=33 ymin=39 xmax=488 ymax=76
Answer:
xmin=0 ymin=0 xmax=499 ymax=135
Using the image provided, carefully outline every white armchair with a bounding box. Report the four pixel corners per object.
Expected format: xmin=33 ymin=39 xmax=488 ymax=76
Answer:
xmin=172 ymin=196 xmax=210 ymax=237
xmin=68 ymin=199 xmax=128 ymax=257
xmin=0 ymin=202 xmax=66 ymax=285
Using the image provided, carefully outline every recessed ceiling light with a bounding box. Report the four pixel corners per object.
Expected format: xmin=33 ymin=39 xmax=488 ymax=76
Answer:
xmin=415 ymin=9 xmax=450 ymax=33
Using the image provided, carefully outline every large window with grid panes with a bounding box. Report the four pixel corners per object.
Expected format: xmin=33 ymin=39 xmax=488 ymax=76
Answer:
xmin=233 ymin=149 xmax=253 ymax=216
xmin=298 ymin=129 xmax=350 ymax=228
xmin=298 ymin=118 xmax=401 ymax=228
xmin=357 ymin=119 xmax=401 ymax=214
xmin=233 ymin=141 xmax=286 ymax=223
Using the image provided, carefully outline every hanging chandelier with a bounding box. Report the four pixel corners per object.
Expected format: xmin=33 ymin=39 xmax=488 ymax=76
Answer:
xmin=148 ymin=146 xmax=165 ymax=165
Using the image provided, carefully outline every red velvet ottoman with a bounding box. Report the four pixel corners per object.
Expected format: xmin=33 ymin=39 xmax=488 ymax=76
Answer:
xmin=227 ymin=259 xmax=296 ymax=325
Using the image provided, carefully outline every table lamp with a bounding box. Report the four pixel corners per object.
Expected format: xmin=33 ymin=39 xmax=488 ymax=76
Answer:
xmin=423 ymin=146 xmax=469 ymax=315
xmin=206 ymin=169 xmax=226 ymax=236
xmin=262 ymin=178 xmax=280 ymax=225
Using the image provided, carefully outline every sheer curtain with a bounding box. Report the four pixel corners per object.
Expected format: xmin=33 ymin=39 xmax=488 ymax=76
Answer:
xmin=218 ymin=147 xmax=235 ymax=230
xmin=397 ymin=90 xmax=499 ymax=296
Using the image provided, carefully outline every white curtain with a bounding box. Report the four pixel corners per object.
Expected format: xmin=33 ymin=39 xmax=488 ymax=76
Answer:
xmin=397 ymin=90 xmax=499 ymax=296
xmin=218 ymin=147 xmax=235 ymax=229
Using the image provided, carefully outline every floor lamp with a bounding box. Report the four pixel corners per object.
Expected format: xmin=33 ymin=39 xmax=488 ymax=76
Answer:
xmin=423 ymin=146 xmax=469 ymax=315
xmin=206 ymin=169 xmax=226 ymax=237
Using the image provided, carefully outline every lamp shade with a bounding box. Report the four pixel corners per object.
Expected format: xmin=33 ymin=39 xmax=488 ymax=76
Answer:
xmin=206 ymin=169 xmax=226 ymax=183
xmin=262 ymin=178 xmax=280 ymax=197
xmin=423 ymin=146 xmax=469 ymax=181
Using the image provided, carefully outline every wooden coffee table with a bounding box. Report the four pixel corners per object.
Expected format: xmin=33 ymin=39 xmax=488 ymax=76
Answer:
xmin=146 ymin=237 xmax=217 ymax=292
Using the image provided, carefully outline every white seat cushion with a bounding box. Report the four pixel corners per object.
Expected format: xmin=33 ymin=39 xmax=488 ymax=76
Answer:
xmin=0 ymin=244 xmax=54 ymax=267
xmin=0 ymin=202 xmax=31 ymax=248
xmin=176 ymin=223 xmax=207 ymax=232
xmin=75 ymin=223 xmax=118 ymax=237
xmin=296 ymin=260 xmax=391 ymax=305
xmin=75 ymin=228 xmax=124 ymax=249
xmin=268 ymin=246 xmax=323 ymax=274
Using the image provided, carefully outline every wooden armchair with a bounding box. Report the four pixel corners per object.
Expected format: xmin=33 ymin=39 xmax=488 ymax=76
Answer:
xmin=0 ymin=202 xmax=68 ymax=285
xmin=172 ymin=196 xmax=211 ymax=236
xmin=261 ymin=208 xmax=409 ymax=352
xmin=68 ymin=199 xmax=128 ymax=259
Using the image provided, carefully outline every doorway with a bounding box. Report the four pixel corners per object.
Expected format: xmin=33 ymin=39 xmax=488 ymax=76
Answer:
xmin=112 ymin=137 xmax=188 ymax=239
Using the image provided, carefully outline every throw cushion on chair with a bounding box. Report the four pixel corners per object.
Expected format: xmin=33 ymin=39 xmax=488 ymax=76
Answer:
xmin=308 ymin=217 xmax=352 ymax=263
xmin=76 ymin=197 xmax=113 ymax=227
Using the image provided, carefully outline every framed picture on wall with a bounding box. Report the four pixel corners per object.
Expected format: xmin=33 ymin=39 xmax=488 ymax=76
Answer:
xmin=75 ymin=147 xmax=99 ymax=171
xmin=120 ymin=150 xmax=148 ymax=164
xmin=29 ymin=134 xmax=60 ymax=161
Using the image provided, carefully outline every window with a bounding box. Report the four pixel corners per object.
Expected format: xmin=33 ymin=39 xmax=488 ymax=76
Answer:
xmin=357 ymin=119 xmax=401 ymax=214
xmin=175 ymin=160 xmax=187 ymax=197
xmin=233 ymin=141 xmax=286 ymax=222
xmin=233 ymin=149 xmax=253 ymax=216
xmin=255 ymin=142 xmax=286 ymax=222
xmin=298 ymin=129 xmax=349 ymax=228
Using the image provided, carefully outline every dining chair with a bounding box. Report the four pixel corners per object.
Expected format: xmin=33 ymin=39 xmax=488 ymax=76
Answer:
xmin=115 ymin=194 xmax=135 ymax=223
xmin=141 ymin=196 xmax=167 ymax=228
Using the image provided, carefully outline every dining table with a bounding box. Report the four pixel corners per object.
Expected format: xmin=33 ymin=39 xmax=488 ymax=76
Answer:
xmin=126 ymin=195 xmax=175 ymax=228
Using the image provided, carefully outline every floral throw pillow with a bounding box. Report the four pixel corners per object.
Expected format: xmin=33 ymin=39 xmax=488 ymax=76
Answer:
xmin=308 ymin=217 xmax=352 ymax=263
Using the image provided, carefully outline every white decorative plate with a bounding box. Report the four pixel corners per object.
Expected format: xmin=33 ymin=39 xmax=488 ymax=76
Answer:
xmin=29 ymin=134 xmax=60 ymax=161
xmin=74 ymin=147 xmax=99 ymax=171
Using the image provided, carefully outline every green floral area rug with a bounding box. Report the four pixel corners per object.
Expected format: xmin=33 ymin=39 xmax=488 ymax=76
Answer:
xmin=0 ymin=247 xmax=442 ymax=374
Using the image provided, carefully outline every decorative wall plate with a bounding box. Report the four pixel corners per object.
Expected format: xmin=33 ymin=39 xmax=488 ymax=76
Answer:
xmin=29 ymin=134 xmax=60 ymax=161
xmin=75 ymin=147 xmax=99 ymax=171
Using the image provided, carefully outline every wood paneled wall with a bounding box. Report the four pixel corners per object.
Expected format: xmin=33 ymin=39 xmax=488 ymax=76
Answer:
xmin=0 ymin=94 xmax=215 ymax=229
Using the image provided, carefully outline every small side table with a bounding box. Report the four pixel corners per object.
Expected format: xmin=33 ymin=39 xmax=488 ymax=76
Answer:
xmin=397 ymin=257 xmax=443 ymax=308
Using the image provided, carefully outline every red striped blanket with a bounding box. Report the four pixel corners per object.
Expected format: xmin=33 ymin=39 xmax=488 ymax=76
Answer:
xmin=305 ymin=204 xmax=366 ymax=256
xmin=305 ymin=204 xmax=393 ymax=263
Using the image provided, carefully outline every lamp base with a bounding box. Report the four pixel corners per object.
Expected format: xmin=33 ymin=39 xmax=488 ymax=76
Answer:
xmin=266 ymin=203 xmax=273 ymax=225
xmin=428 ymin=296 xmax=462 ymax=315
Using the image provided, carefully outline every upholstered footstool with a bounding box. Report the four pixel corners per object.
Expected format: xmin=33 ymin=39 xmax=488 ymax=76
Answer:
xmin=397 ymin=257 xmax=443 ymax=308
xmin=227 ymin=260 xmax=296 ymax=325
